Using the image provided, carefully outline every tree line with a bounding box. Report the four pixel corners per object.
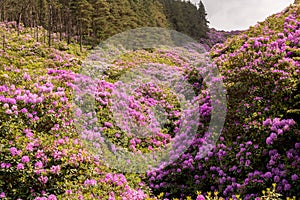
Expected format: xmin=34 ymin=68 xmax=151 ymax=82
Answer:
xmin=0 ymin=0 xmax=209 ymax=49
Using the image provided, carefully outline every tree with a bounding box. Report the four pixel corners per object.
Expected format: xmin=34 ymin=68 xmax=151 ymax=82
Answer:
xmin=47 ymin=0 xmax=52 ymax=46
xmin=106 ymin=0 xmax=138 ymax=35
xmin=70 ymin=0 xmax=93 ymax=51
xmin=0 ymin=0 xmax=209 ymax=46
xmin=130 ymin=0 xmax=167 ymax=27
xmin=0 ymin=0 xmax=9 ymax=21
xmin=158 ymin=0 xmax=209 ymax=40
xmin=197 ymin=0 xmax=209 ymax=38
xmin=90 ymin=0 xmax=110 ymax=44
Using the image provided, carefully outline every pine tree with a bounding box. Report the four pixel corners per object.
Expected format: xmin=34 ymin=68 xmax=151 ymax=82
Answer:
xmin=158 ymin=0 xmax=209 ymax=40
xmin=90 ymin=0 xmax=110 ymax=43
xmin=70 ymin=0 xmax=93 ymax=51
xmin=128 ymin=0 xmax=167 ymax=27
xmin=107 ymin=0 xmax=139 ymax=35
xmin=198 ymin=0 xmax=209 ymax=38
xmin=0 ymin=0 xmax=209 ymax=45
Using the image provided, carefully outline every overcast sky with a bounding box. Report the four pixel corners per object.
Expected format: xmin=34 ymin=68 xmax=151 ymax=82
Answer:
xmin=190 ymin=0 xmax=294 ymax=31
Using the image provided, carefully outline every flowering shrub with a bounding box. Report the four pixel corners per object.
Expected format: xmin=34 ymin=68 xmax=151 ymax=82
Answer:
xmin=0 ymin=2 xmax=299 ymax=200
xmin=147 ymin=3 xmax=300 ymax=200
xmin=199 ymin=29 xmax=241 ymax=51
xmin=0 ymin=22 xmax=151 ymax=199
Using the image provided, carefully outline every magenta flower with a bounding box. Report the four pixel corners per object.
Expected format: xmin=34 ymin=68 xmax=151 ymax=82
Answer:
xmin=65 ymin=190 xmax=72 ymax=194
xmin=277 ymin=129 xmax=283 ymax=135
xmin=24 ymin=128 xmax=33 ymax=137
xmin=108 ymin=192 xmax=115 ymax=200
xmin=291 ymin=174 xmax=298 ymax=181
xmin=266 ymin=137 xmax=273 ymax=145
xmin=245 ymin=160 xmax=251 ymax=167
xmin=246 ymin=141 xmax=252 ymax=146
xmin=10 ymin=147 xmax=18 ymax=156
xmin=1 ymin=163 xmax=6 ymax=169
xmin=5 ymin=109 xmax=12 ymax=114
xmin=47 ymin=194 xmax=57 ymax=200
xmin=284 ymin=184 xmax=291 ymax=191
xmin=84 ymin=179 xmax=97 ymax=186
xmin=34 ymin=197 xmax=47 ymax=200
xmin=26 ymin=143 xmax=34 ymax=151
xmin=21 ymin=156 xmax=30 ymax=163
xmin=2 ymin=163 xmax=11 ymax=168
xmin=196 ymin=195 xmax=205 ymax=200
xmin=50 ymin=165 xmax=61 ymax=174
xmin=23 ymin=73 xmax=31 ymax=81
xmin=34 ymin=161 xmax=43 ymax=169
xmin=263 ymin=118 xmax=272 ymax=126
xmin=270 ymin=133 xmax=277 ymax=140
xmin=0 ymin=192 xmax=5 ymax=198
xmin=104 ymin=122 xmax=113 ymax=128
xmin=264 ymin=172 xmax=272 ymax=178
xmin=53 ymin=151 xmax=62 ymax=160
xmin=17 ymin=163 xmax=24 ymax=170
xmin=38 ymin=176 xmax=48 ymax=184
xmin=35 ymin=150 xmax=44 ymax=158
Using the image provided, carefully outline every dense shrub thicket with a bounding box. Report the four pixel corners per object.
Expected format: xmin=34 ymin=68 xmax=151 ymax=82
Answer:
xmin=0 ymin=22 xmax=153 ymax=199
xmin=0 ymin=2 xmax=299 ymax=200
xmin=148 ymin=3 xmax=300 ymax=200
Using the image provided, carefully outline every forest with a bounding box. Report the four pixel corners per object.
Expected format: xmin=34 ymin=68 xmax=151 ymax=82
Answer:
xmin=0 ymin=0 xmax=208 ymax=49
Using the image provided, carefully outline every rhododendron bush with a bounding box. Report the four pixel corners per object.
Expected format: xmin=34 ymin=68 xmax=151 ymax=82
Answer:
xmin=0 ymin=22 xmax=151 ymax=199
xmin=0 ymin=2 xmax=299 ymax=200
xmin=147 ymin=3 xmax=300 ymax=200
xmin=199 ymin=28 xmax=241 ymax=51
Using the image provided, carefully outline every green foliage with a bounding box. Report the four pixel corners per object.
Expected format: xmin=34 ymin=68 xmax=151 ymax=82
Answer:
xmin=159 ymin=0 xmax=209 ymax=40
xmin=0 ymin=0 xmax=209 ymax=47
xmin=0 ymin=23 xmax=153 ymax=199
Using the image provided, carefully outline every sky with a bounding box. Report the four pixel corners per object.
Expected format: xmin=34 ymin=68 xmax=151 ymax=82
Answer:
xmin=190 ymin=0 xmax=294 ymax=31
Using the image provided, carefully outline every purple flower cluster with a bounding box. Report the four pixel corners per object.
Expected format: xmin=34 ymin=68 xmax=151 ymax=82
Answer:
xmin=1 ymin=4 xmax=300 ymax=198
xmin=199 ymin=28 xmax=241 ymax=51
xmin=147 ymin=3 xmax=300 ymax=199
xmin=101 ymin=173 xmax=147 ymax=199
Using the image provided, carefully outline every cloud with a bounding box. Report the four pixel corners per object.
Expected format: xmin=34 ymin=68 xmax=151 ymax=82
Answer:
xmin=191 ymin=0 xmax=294 ymax=31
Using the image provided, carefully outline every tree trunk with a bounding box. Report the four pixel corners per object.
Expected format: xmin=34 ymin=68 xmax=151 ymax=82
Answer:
xmin=59 ymin=12 xmax=62 ymax=41
xmin=30 ymin=0 xmax=33 ymax=34
xmin=67 ymin=22 xmax=71 ymax=44
xmin=0 ymin=3 xmax=5 ymax=22
xmin=48 ymin=3 xmax=52 ymax=47
xmin=67 ymin=10 xmax=71 ymax=44
xmin=44 ymin=29 xmax=46 ymax=43
xmin=17 ymin=12 xmax=22 ymax=36
xmin=80 ymin=21 xmax=83 ymax=52
xmin=36 ymin=25 xmax=39 ymax=42
xmin=2 ymin=34 xmax=5 ymax=51
xmin=1 ymin=0 xmax=9 ymax=22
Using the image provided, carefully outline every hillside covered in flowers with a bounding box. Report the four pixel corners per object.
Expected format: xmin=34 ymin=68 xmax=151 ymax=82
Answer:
xmin=0 ymin=2 xmax=299 ymax=200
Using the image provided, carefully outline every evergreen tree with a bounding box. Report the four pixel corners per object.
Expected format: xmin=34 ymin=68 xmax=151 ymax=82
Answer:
xmin=90 ymin=0 xmax=110 ymax=43
xmin=70 ymin=0 xmax=93 ymax=50
xmin=159 ymin=0 xmax=209 ymax=40
xmin=129 ymin=0 xmax=167 ymax=27
xmin=198 ymin=0 xmax=209 ymax=38
xmin=0 ymin=0 xmax=209 ymax=45
xmin=106 ymin=0 xmax=139 ymax=35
